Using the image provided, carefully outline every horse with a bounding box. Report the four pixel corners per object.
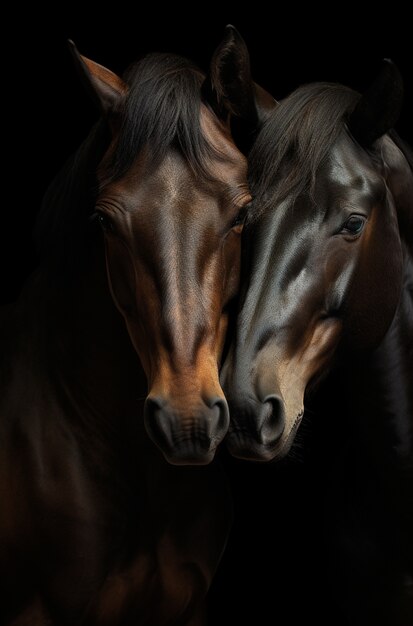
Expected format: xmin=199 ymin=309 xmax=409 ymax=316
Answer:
xmin=221 ymin=61 xmax=413 ymax=625
xmin=0 ymin=26 xmax=275 ymax=625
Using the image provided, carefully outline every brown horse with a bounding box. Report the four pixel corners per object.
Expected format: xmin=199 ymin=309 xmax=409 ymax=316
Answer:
xmin=221 ymin=61 xmax=413 ymax=624
xmin=0 ymin=26 xmax=274 ymax=625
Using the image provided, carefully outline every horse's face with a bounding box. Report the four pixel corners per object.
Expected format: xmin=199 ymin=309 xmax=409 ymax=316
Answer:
xmin=223 ymin=130 xmax=404 ymax=462
xmin=70 ymin=27 xmax=274 ymax=464
xmin=97 ymin=109 xmax=250 ymax=464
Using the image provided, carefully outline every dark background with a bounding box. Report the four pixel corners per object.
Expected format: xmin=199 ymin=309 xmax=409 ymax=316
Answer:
xmin=1 ymin=6 xmax=411 ymax=625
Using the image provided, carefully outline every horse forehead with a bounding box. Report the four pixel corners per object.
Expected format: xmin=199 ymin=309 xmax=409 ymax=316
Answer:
xmin=113 ymin=153 xmax=223 ymax=208
xmin=326 ymin=134 xmax=383 ymax=193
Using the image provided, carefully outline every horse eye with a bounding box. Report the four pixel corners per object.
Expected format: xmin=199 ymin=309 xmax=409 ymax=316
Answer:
xmin=95 ymin=211 xmax=113 ymax=233
xmin=232 ymin=202 xmax=250 ymax=228
xmin=341 ymin=214 xmax=366 ymax=236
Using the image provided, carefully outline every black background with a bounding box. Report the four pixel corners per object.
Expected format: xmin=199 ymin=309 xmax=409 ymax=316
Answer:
xmin=1 ymin=5 xmax=411 ymax=624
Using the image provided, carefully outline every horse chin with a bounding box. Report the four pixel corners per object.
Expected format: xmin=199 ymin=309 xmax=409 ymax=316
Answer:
xmin=226 ymin=411 xmax=303 ymax=463
xmin=225 ymin=433 xmax=290 ymax=462
xmin=145 ymin=422 xmax=222 ymax=465
xmin=160 ymin=446 xmax=217 ymax=466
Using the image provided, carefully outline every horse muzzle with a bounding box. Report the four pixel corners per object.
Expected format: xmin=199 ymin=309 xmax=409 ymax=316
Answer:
xmin=224 ymin=393 xmax=290 ymax=462
xmin=144 ymin=394 xmax=230 ymax=465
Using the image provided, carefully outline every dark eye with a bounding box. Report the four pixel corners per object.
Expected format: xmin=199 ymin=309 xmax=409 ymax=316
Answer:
xmin=231 ymin=202 xmax=250 ymax=228
xmin=341 ymin=214 xmax=366 ymax=236
xmin=95 ymin=211 xmax=114 ymax=233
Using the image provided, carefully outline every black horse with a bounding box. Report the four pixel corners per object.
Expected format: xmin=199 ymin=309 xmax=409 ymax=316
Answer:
xmin=0 ymin=26 xmax=275 ymax=625
xmin=221 ymin=61 xmax=413 ymax=625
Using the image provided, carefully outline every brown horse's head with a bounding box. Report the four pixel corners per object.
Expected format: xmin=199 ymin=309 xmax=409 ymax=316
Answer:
xmin=70 ymin=27 xmax=275 ymax=464
xmin=222 ymin=61 xmax=407 ymax=462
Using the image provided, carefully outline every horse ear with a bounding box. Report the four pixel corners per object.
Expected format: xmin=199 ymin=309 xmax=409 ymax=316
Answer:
xmin=203 ymin=24 xmax=276 ymax=130
xmin=348 ymin=59 xmax=403 ymax=147
xmin=68 ymin=40 xmax=128 ymax=114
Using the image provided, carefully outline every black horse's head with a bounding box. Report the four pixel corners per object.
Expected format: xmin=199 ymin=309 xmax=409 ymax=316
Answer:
xmin=222 ymin=61 xmax=411 ymax=461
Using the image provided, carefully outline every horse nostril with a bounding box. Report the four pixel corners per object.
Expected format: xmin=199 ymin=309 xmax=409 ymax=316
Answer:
xmin=207 ymin=397 xmax=230 ymax=439
xmin=258 ymin=394 xmax=285 ymax=445
xmin=144 ymin=396 xmax=163 ymax=419
xmin=144 ymin=396 xmax=170 ymax=449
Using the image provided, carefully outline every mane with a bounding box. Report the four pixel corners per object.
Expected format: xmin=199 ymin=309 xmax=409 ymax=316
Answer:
xmin=34 ymin=52 xmax=218 ymax=269
xmin=109 ymin=52 xmax=219 ymax=181
xmin=247 ymin=82 xmax=361 ymax=222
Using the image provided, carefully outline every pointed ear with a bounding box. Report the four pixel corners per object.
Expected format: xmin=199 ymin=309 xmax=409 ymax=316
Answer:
xmin=203 ymin=24 xmax=276 ymax=129
xmin=68 ymin=40 xmax=128 ymax=114
xmin=348 ymin=59 xmax=403 ymax=147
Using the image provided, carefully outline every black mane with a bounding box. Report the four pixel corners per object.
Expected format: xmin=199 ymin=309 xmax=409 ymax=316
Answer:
xmin=247 ymin=82 xmax=360 ymax=221
xmin=34 ymin=52 xmax=218 ymax=266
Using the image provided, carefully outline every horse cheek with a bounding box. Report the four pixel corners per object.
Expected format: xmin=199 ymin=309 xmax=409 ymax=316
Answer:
xmin=345 ymin=206 xmax=403 ymax=351
xmin=103 ymin=239 xmax=137 ymax=318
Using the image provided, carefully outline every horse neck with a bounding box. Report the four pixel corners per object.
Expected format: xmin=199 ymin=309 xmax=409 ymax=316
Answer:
xmin=345 ymin=245 xmax=413 ymax=465
xmin=18 ymin=244 xmax=147 ymax=432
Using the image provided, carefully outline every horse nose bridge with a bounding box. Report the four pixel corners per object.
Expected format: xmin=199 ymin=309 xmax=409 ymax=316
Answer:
xmin=159 ymin=306 xmax=218 ymax=366
xmin=254 ymin=362 xmax=284 ymax=405
xmin=160 ymin=276 xmax=216 ymax=338
xmin=221 ymin=329 xmax=263 ymax=394
xmin=155 ymin=335 xmax=225 ymax=394
xmin=148 ymin=357 xmax=228 ymax=421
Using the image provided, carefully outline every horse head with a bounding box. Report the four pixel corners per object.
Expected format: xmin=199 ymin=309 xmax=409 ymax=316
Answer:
xmin=70 ymin=26 xmax=275 ymax=464
xmin=222 ymin=60 xmax=408 ymax=461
